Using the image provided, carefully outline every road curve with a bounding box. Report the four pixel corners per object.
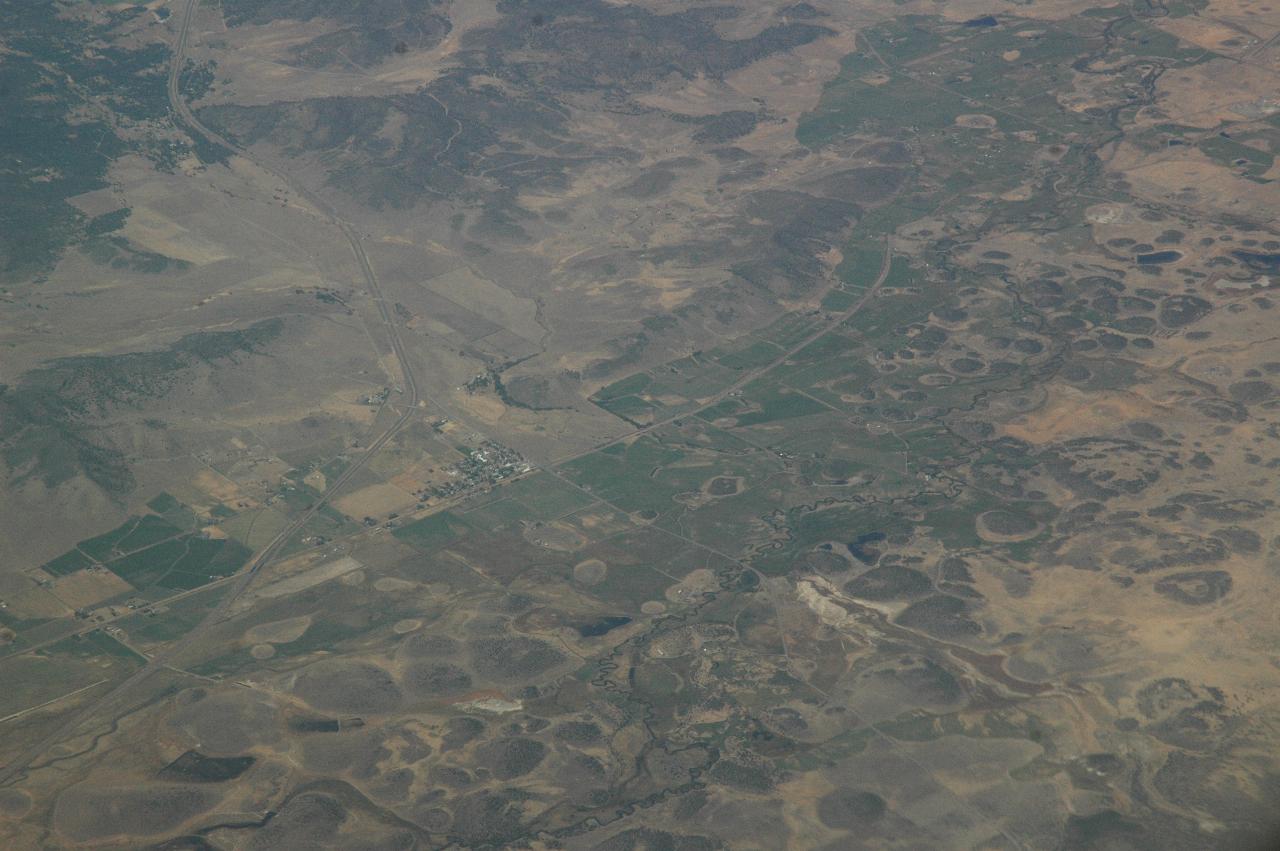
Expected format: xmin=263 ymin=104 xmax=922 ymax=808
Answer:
xmin=0 ymin=0 xmax=895 ymax=786
xmin=0 ymin=0 xmax=423 ymax=786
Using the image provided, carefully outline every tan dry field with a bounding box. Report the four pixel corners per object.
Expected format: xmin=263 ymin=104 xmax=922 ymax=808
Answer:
xmin=6 ymin=0 xmax=1280 ymax=848
xmin=332 ymin=482 xmax=417 ymax=519
xmin=48 ymin=571 xmax=134 ymax=611
xmin=243 ymin=614 xmax=313 ymax=645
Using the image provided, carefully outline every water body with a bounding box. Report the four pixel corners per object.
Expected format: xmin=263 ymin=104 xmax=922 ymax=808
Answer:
xmin=578 ymin=616 xmax=632 ymax=637
xmin=1233 ymin=250 xmax=1280 ymax=272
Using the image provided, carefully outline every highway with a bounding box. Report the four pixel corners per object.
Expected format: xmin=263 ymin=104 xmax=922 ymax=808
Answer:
xmin=0 ymin=0 xmax=424 ymax=787
xmin=547 ymin=237 xmax=894 ymax=467
xmin=0 ymin=0 xmax=894 ymax=785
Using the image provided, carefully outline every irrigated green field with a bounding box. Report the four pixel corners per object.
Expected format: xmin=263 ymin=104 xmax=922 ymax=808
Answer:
xmin=3 ymin=0 xmax=1280 ymax=848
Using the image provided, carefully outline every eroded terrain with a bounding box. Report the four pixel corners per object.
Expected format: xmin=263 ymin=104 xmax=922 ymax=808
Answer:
xmin=2 ymin=0 xmax=1280 ymax=848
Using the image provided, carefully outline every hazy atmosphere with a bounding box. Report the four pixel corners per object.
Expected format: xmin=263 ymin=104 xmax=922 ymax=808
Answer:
xmin=2 ymin=0 xmax=1280 ymax=847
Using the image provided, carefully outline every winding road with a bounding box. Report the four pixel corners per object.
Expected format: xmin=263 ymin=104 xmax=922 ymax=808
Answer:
xmin=0 ymin=0 xmax=426 ymax=787
xmin=0 ymin=1 xmax=896 ymax=786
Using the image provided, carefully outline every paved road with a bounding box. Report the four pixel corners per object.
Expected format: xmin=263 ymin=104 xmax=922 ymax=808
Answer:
xmin=0 ymin=0 xmax=894 ymax=784
xmin=548 ymin=239 xmax=893 ymax=466
xmin=0 ymin=0 xmax=425 ymax=786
